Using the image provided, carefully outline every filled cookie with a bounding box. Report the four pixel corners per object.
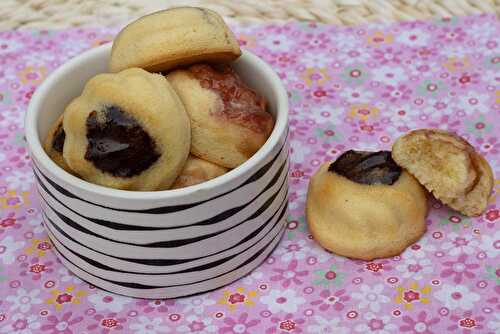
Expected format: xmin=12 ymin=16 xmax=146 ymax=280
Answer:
xmin=171 ymin=155 xmax=228 ymax=189
xmin=43 ymin=114 xmax=72 ymax=173
xmin=306 ymin=150 xmax=427 ymax=261
xmin=168 ymin=64 xmax=274 ymax=168
xmin=63 ymin=68 xmax=190 ymax=191
xmin=110 ymin=7 xmax=241 ymax=73
xmin=392 ymin=129 xmax=493 ymax=216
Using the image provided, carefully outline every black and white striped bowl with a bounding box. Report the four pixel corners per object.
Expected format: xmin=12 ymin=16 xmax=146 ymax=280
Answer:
xmin=25 ymin=44 xmax=289 ymax=299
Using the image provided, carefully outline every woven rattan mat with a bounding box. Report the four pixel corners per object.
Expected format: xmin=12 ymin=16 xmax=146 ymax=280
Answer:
xmin=2 ymin=0 xmax=499 ymax=30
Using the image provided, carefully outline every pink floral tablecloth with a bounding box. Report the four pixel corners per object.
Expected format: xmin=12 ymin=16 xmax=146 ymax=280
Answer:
xmin=0 ymin=14 xmax=499 ymax=334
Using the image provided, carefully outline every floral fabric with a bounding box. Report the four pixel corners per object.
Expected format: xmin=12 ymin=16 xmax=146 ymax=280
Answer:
xmin=0 ymin=14 xmax=499 ymax=334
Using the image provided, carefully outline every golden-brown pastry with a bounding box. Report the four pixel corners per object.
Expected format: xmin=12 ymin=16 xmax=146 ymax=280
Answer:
xmin=392 ymin=129 xmax=493 ymax=216
xmin=109 ymin=7 xmax=241 ymax=73
xmin=63 ymin=68 xmax=190 ymax=191
xmin=43 ymin=114 xmax=73 ymax=173
xmin=306 ymin=150 xmax=427 ymax=261
xmin=171 ymin=155 xmax=228 ymax=189
xmin=167 ymin=64 xmax=274 ymax=168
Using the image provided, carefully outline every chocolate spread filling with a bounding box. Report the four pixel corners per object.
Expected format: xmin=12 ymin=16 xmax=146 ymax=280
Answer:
xmin=328 ymin=150 xmax=402 ymax=185
xmin=187 ymin=64 xmax=272 ymax=134
xmin=85 ymin=105 xmax=160 ymax=177
xmin=52 ymin=124 xmax=65 ymax=153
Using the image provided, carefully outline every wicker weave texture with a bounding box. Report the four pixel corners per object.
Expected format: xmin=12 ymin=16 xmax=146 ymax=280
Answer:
xmin=1 ymin=0 xmax=499 ymax=30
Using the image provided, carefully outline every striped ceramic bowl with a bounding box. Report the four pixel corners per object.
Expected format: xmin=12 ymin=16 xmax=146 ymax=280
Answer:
xmin=25 ymin=43 xmax=289 ymax=299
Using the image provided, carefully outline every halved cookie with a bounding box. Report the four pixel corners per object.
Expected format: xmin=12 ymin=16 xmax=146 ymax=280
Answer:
xmin=110 ymin=7 xmax=241 ymax=73
xmin=392 ymin=129 xmax=493 ymax=216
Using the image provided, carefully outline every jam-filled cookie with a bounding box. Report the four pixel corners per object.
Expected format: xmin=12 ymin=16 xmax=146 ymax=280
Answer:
xmin=110 ymin=7 xmax=241 ymax=73
xmin=43 ymin=114 xmax=72 ymax=173
xmin=306 ymin=150 xmax=427 ymax=261
xmin=171 ymin=155 xmax=228 ymax=189
xmin=392 ymin=129 xmax=493 ymax=216
xmin=168 ymin=64 xmax=274 ymax=168
xmin=63 ymin=68 xmax=190 ymax=191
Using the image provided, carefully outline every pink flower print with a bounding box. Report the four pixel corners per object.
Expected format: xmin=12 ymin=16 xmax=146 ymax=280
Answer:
xmin=381 ymin=84 xmax=412 ymax=103
xmin=87 ymin=313 xmax=127 ymax=334
xmin=1 ymin=313 xmax=41 ymax=333
xmin=314 ymin=125 xmax=343 ymax=144
xmin=350 ymin=120 xmax=384 ymax=136
xmin=438 ymin=27 xmax=467 ymax=43
xmin=427 ymin=115 xmax=461 ymax=132
xmin=340 ymin=65 xmax=370 ymax=86
xmin=135 ymin=298 xmax=174 ymax=313
xmin=355 ymin=260 xmax=394 ymax=276
xmin=8 ymin=147 xmax=31 ymax=169
xmin=269 ymin=52 xmax=297 ymax=69
xmin=396 ymin=257 xmax=433 ymax=280
xmin=270 ymin=260 xmax=308 ymax=288
xmin=288 ymin=119 xmax=309 ymax=139
xmin=261 ymin=33 xmax=294 ymax=52
xmin=440 ymin=254 xmax=480 ymax=284
xmin=301 ymin=32 xmax=330 ymax=49
xmin=19 ymin=256 xmax=54 ymax=280
xmin=450 ymin=72 xmax=480 ymax=89
xmin=177 ymin=315 xmax=215 ymax=333
xmin=485 ymin=208 xmax=499 ymax=226
xmin=41 ymin=312 xmax=83 ymax=334
xmin=486 ymin=285 xmax=500 ymax=311
xmin=289 ymin=164 xmax=313 ymax=185
xmin=421 ymin=98 xmax=453 ymax=117
xmin=314 ymin=143 xmax=343 ymax=163
xmin=305 ymin=86 xmax=336 ymax=103
xmin=448 ymin=311 xmax=485 ymax=333
xmin=310 ymin=289 xmax=350 ymax=311
xmin=315 ymin=143 xmax=344 ymax=162
xmin=411 ymin=47 xmax=438 ymax=60
xmin=441 ymin=232 xmax=480 ymax=256
xmin=288 ymin=187 xmax=307 ymax=211
xmin=373 ymin=47 xmax=403 ymax=64
xmin=219 ymin=313 xmax=260 ymax=334
xmin=266 ymin=313 xmax=305 ymax=334
xmin=313 ymin=264 xmax=346 ymax=288
xmin=275 ymin=239 xmax=311 ymax=262
xmin=0 ymin=212 xmax=24 ymax=233
xmin=475 ymin=137 xmax=500 ymax=155
xmin=400 ymin=311 xmax=440 ymax=334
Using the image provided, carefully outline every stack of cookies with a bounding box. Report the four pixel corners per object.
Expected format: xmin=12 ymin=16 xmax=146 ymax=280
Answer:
xmin=44 ymin=7 xmax=274 ymax=191
xmin=307 ymin=129 xmax=494 ymax=260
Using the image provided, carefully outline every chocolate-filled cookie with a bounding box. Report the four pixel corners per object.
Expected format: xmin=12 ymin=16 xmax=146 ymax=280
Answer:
xmin=306 ymin=150 xmax=428 ymax=261
xmin=168 ymin=64 xmax=274 ymax=168
xmin=63 ymin=68 xmax=190 ymax=191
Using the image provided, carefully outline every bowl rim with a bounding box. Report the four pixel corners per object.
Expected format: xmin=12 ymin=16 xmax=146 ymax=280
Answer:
xmin=25 ymin=43 xmax=289 ymax=200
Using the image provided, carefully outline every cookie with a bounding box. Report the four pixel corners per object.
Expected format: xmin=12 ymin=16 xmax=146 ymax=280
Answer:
xmin=306 ymin=150 xmax=428 ymax=261
xmin=167 ymin=64 xmax=274 ymax=168
xmin=63 ymin=68 xmax=190 ymax=191
xmin=171 ymin=155 xmax=228 ymax=189
xmin=43 ymin=114 xmax=73 ymax=173
xmin=392 ymin=129 xmax=494 ymax=216
xmin=110 ymin=7 xmax=241 ymax=73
